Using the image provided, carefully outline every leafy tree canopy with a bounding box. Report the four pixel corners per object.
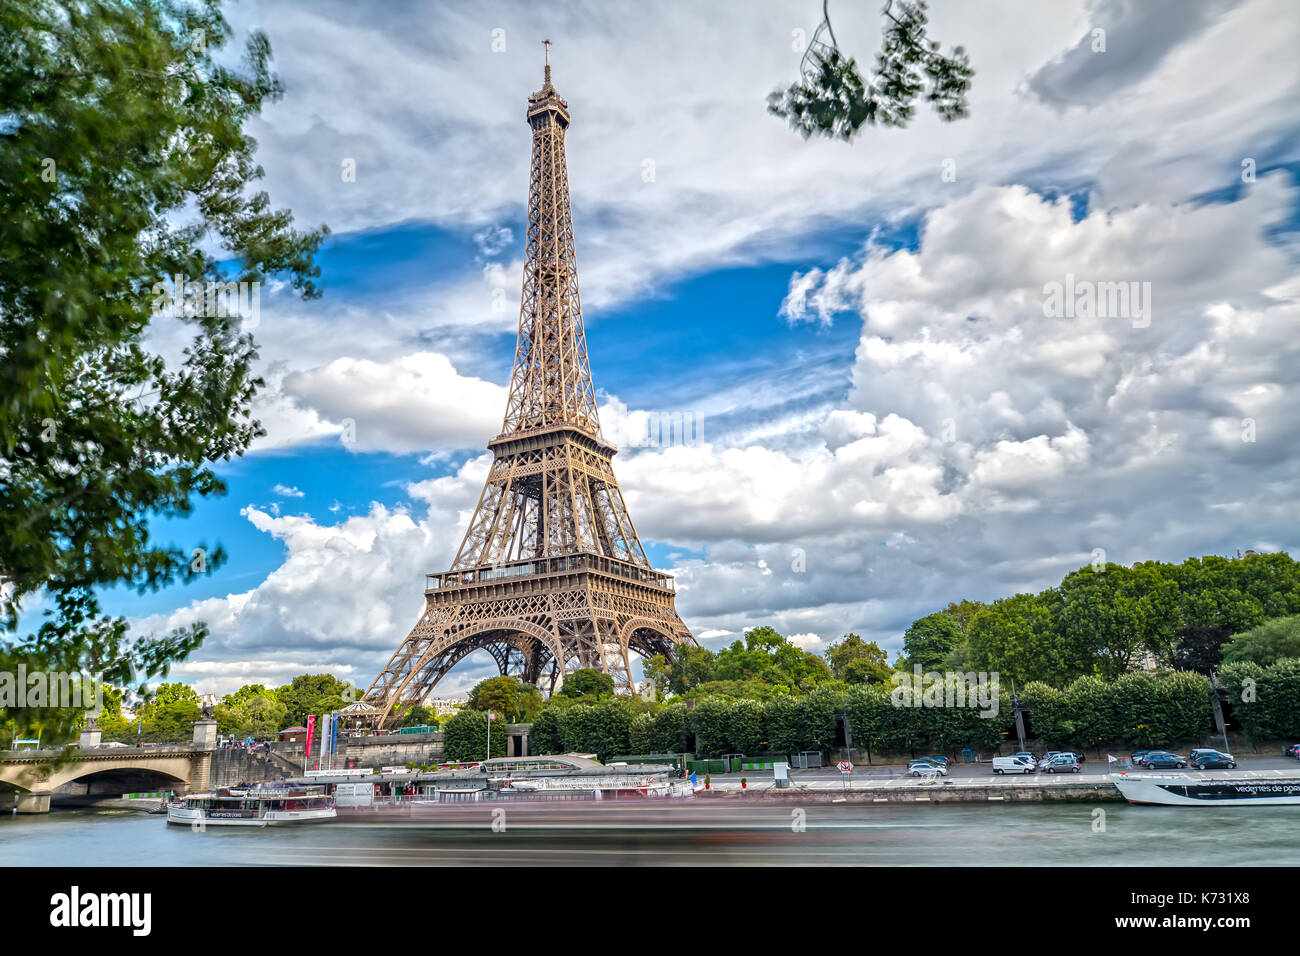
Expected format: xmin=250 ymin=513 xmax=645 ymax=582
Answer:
xmin=0 ymin=0 xmax=326 ymax=745
xmin=557 ymin=667 xmax=616 ymax=701
xmin=1221 ymin=615 xmax=1300 ymax=666
xmin=769 ymin=0 xmax=972 ymax=141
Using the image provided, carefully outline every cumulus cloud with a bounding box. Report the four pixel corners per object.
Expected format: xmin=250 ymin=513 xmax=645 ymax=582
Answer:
xmin=281 ymin=352 xmax=506 ymax=453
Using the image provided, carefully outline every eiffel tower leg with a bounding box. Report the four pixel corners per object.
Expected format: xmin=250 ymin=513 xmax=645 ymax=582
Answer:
xmin=599 ymin=619 xmax=633 ymax=693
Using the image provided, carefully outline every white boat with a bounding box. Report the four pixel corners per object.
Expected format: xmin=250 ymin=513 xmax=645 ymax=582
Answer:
xmin=1112 ymin=772 xmax=1300 ymax=806
xmin=167 ymin=786 xmax=336 ymax=827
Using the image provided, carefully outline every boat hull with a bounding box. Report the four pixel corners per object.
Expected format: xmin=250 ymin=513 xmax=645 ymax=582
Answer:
xmin=1112 ymin=773 xmax=1300 ymax=806
xmin=167 ymin=805 xmax=336 ymax=827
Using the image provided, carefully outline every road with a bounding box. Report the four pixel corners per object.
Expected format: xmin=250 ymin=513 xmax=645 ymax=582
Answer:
xmin=697 ymin=754 xmax=1300 ymax=792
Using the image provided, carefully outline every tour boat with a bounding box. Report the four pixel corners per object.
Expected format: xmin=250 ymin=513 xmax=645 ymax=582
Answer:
xmin=1112 ymin=773 xmax=1300 ymax=806
xmin=166 ymin=786 xmax=337 ymax=826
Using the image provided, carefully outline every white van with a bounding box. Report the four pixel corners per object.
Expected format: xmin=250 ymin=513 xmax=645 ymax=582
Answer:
xmin=992 ymin=756 xmax=1036 ymax=775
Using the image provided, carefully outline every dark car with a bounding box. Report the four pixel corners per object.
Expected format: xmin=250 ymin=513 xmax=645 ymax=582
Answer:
xmin=925 ymin=755 xmax=952 ymax=767
xmin=1142 ymin=752 xmax=1187 ymax=769
xmin=1286 ymin=744 xmax=1300 ymax=760
xmin=1190 ymin=751 xmax=1236 ymax=770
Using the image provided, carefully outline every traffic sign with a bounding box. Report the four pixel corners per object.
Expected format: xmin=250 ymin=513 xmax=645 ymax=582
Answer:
xmin=837 ymin=760 xmax=853 ymax=773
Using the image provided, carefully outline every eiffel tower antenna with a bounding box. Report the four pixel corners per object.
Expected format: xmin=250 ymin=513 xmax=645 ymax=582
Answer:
xmin=364 ymin=54 xmax=696 ymax=726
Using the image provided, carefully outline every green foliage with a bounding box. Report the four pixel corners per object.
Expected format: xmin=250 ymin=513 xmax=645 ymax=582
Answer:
xmin=214 ymin=687 xmax=286 ymax=738
xmin=0 ymin=0 xmax=327 ymax=749
xmin=825 ymin=633 xmax=892 ymax=685
xmin=968 ymin=591 xmax=1077 ymax=686
xmin=527 ymin=708 xmax=564 ymax=756
xmin=134 ymin=682 xmax=199 ymax=741
xmin=557 ymin=668 xmax=615 ymax=702
xmin=899 ymin=614 xmax=961 ymax=671
xmin=650 ymin=703 xmax=689 ymax=754
xmin=913 ymin=552 xmax=1300 ymax=685
xmin=688 ymin=697 xmax=732 ymax=758
xmin=1222 ymin=615 xmax=1300 ymax=666
xmin=1109 ymin=671 xmax=1211 ymax=750
xmin=768 ymin=0 xmax=972 ymax=141
xmin=442 ymin=708 xmax=507 ymax=762
xmin=398 ymin=704 xmax=437 ymax=729
xmin=467 ymin=676 xmax=543 ymax=722
xmin=628 ymin=712 xmax=655 ymax=754
xmin=1220 ymin=658 xmax=1300 ymax=741
xmin=274 ymin=674 xmax=350 ymax=728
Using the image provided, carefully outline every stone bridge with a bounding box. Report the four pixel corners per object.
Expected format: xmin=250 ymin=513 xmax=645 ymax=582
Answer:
xmin=0 ymin=718 xmax=219 ymax=813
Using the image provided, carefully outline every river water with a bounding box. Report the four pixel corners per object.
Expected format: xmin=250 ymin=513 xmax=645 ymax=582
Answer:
xmin=3 ymin=802 xmax=1298 ymax=866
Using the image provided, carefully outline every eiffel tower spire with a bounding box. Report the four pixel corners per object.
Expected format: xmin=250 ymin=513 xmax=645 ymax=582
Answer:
xmin=499 ymin=46 xmax=600 ymax=437
xmin=364 ymin=50 xmax=695 ymax=724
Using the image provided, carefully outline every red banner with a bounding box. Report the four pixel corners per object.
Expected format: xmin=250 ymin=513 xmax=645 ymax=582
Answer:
xmin=305 ymin=714 xmax=316 ymax=758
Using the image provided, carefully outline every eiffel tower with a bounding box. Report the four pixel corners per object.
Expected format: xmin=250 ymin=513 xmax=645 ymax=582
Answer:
xmin=364 ymin=46 xmax=696 ymax=725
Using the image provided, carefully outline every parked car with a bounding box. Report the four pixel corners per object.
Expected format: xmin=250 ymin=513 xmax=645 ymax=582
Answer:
xmin=1287 ymin=744 xmax=1300 ymax=759
xmin=908 ymin=759 xmax=948 ymax=777
xmin=1190 ymin=751 xmax=1236 ymax=769
xmin=1036 ymin=751 xmax=1062 ymax=770
xmin=924 ymin=755 xmax=951 ymax=767
xmin=1142 ymin=752 xmax=1187 ymax=769
xmin=1043 ymin=755 xmax=1080 ymax=773
xmin=1011 ymin=752 xmax=1039 ymax=766
xmin=1130 ymin=750 xmax=1152 ymax=765
xmin=992 ymin=756 xmax=1036 ymax=775
xmin=1058 ymin=750 xmax=1085 ymax=763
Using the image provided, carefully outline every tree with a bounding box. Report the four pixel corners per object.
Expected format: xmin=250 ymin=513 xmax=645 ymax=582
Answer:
xmin=527 ymin=708 xmax=565 ymax=756
xmin=275 ymin=674 xmax=350 ymax=728
xmin=398 ymin=704 xmax=437 ymax=728
xmin=0 ymin=0 xmax=326 ymax=746
xmin=558 ymin=668 xmax=615 ymax=701
xmin=136 ymin=682 xmax=200 ymax=741
xmin=216 ymin=690 xmax=286 ymax=739
xmin=1171 ymin=625 xmax=1231 ymax=675
xmin=825 ymin=633 xmax=892 ymax=685
xmin=442 ymin=708 xmax=507 ymax=762
xmin=650 ymin=703 xmax=689 ymax=754
xmin=1221 ymin=615 xmax=1300 ymax=666
xmin=711 ymin=627 xmax=833 ymax=694
xmin=657 ymin=645 xmax=717 ymax=695
xmin=467 ymin=676 xmax=542 ymax=722
xmin=899 ymin=615 xmax=961 ymax=671
xmin=769 ymin=0 xmax=972 ymax=141
xmin=967 ymin=591 xmax=1080 ymax=687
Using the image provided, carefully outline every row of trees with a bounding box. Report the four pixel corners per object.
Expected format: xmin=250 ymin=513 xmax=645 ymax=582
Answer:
xmin=445 ymin=662 xmax=1300 ymax=762
xmin=78 ymin=674 xmax=358 ymax=742
xmin=643 ymin=626 xmax=892 ymax=700
xmin=899 ymin=553 xmax=1300 ymax=685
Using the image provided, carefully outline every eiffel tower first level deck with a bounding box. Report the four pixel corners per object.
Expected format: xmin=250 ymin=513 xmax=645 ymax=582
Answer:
xmin=364 ymin=49 xmax=695 ymax=725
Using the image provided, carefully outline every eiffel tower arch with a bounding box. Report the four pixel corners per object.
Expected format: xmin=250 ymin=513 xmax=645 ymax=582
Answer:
xmin=364 ymin=48 xmax=696 ymax=725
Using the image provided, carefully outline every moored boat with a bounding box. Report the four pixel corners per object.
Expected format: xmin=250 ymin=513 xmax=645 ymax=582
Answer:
xmin=1112 ymin=772 xmax=1300 ymax=806
xmin=166 ymin=786 xmax=336 ymax=827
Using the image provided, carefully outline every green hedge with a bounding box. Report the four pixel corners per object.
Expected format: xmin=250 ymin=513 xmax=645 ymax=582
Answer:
xmin=527 ymin=664 xmax=1285 ymax=761
xmin=1220 ymin=658 xmax=1300 ymax=741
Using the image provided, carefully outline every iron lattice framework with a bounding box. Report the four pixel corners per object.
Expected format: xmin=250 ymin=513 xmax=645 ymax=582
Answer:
xmin=365 ymin=53 xmax=695 ymax=725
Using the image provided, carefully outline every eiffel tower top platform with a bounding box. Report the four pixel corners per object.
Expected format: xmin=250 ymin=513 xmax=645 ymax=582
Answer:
xmin=364 ymin=47 xmax=695 ymax=725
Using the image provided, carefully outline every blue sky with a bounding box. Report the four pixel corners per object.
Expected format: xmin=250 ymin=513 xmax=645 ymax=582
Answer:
xmin=100 ymin=0 xmax=1300 ymax=698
